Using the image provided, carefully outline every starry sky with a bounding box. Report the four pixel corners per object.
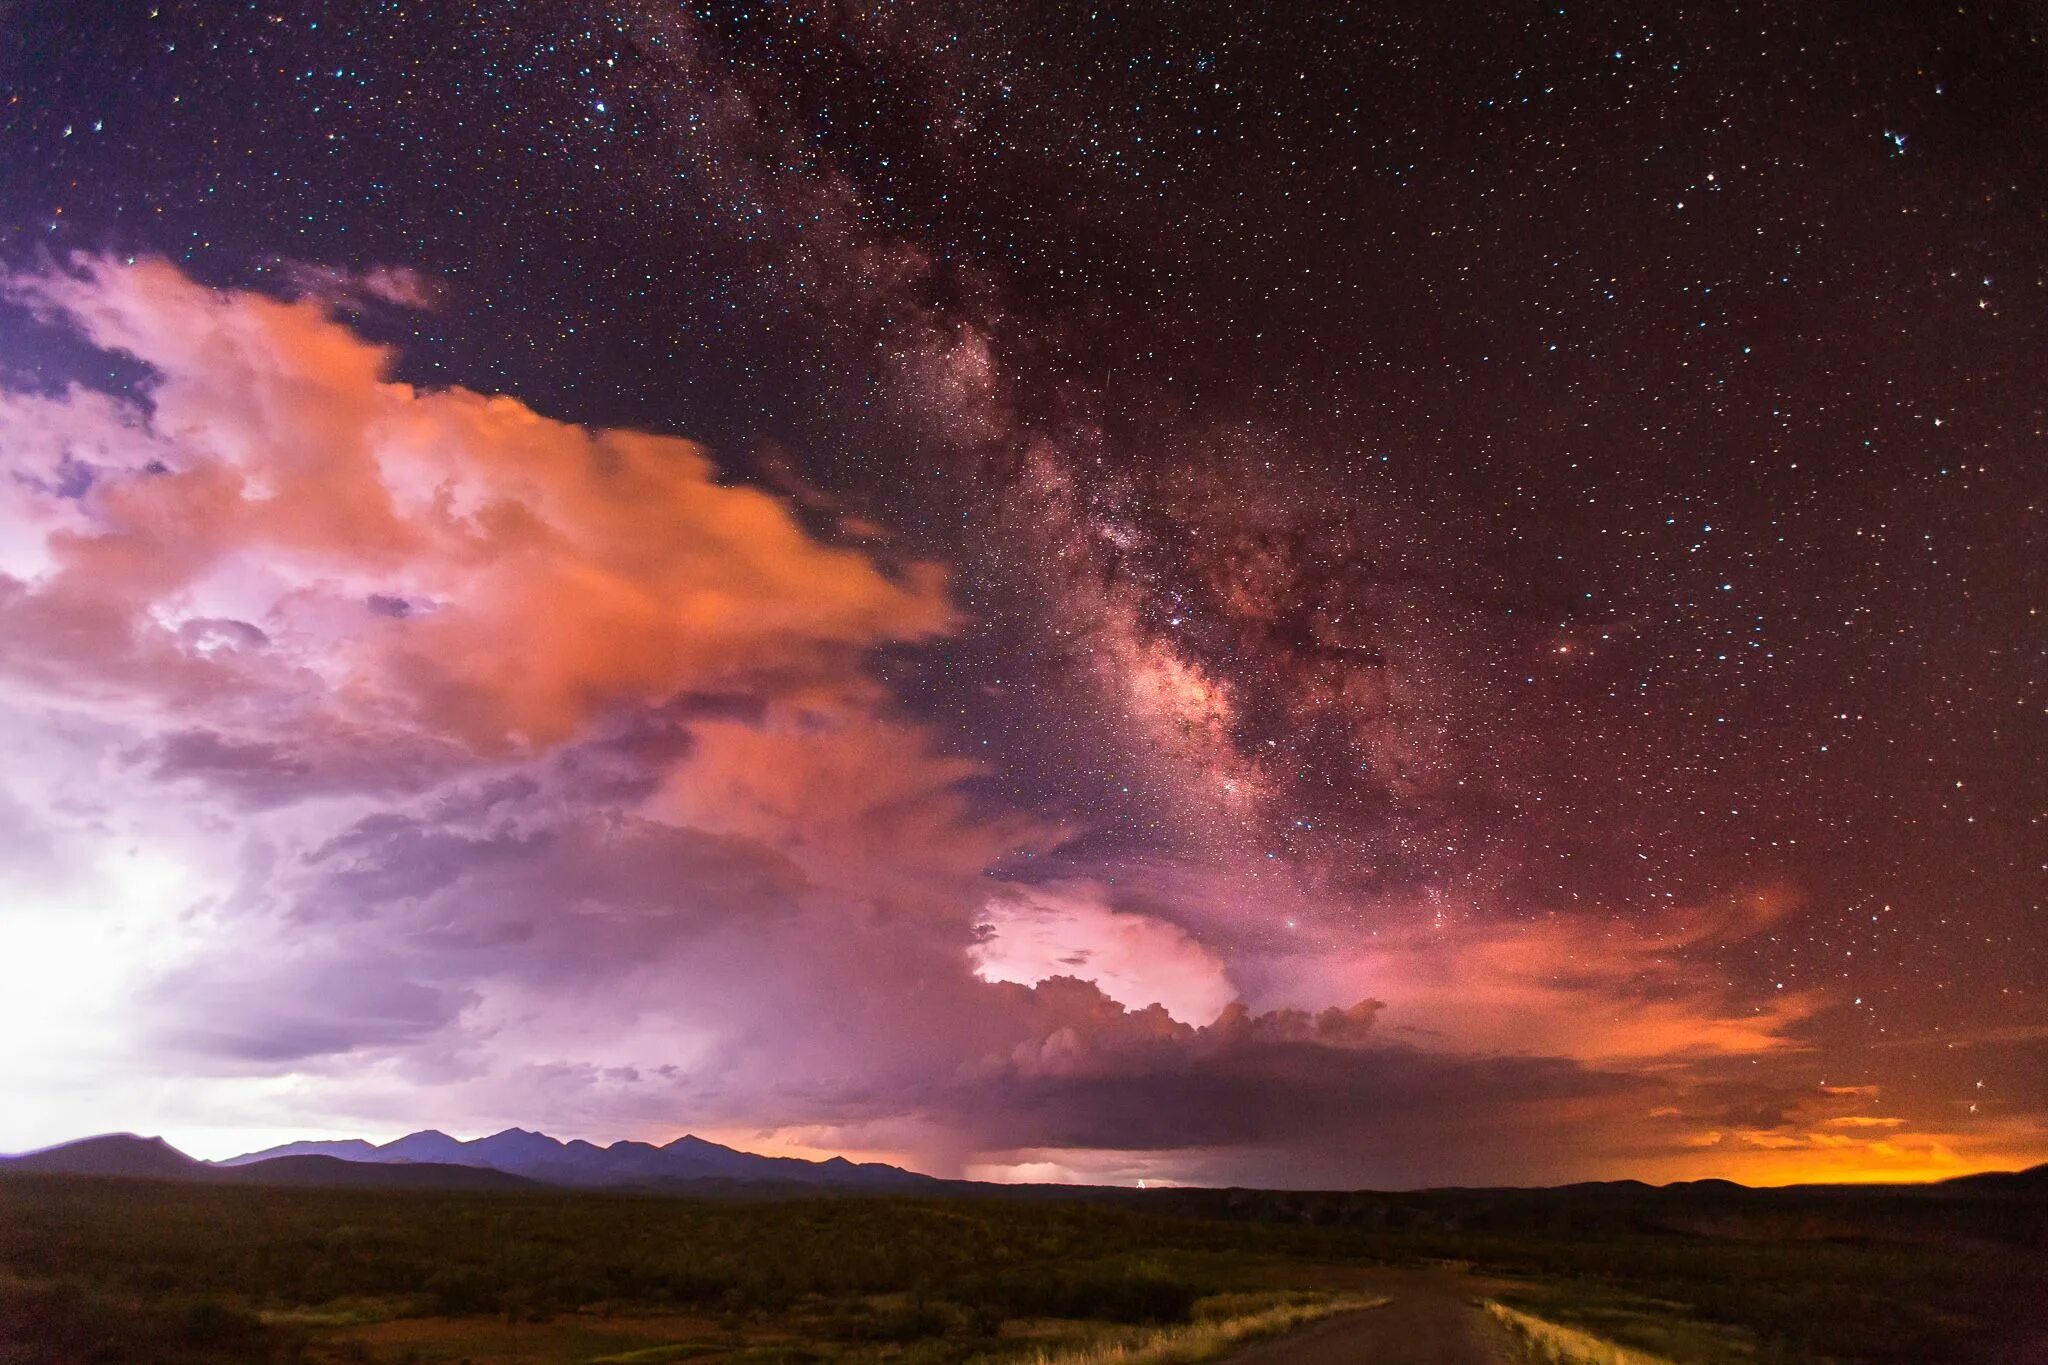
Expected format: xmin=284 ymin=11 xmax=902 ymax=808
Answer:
xmin=0 ymin=0 xmax=2040 ymax=1187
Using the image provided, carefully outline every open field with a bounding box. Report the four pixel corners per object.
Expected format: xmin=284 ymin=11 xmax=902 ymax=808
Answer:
xmin=1 ymin=1173 xmax=2042 ymax=1364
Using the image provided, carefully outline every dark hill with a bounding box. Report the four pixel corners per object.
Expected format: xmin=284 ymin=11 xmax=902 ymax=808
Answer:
xmin=219 ymin=1154 xmax=539 ymax=1191
xmin=2 ymin=1134 xmax=205 ymax=1179
xmin=0 ymin=1136 xmax=541 ymax=1193
xmin=1939 ymin=1163 xmax=2048 ymax=1194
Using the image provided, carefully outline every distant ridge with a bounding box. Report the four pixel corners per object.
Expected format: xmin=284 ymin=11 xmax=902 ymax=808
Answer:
xmin=0 ymin=1134 xmax=530 ymax=1190
xmin=220 ymin=1153 xmax=539 ymax=1191
xmin=216 ymin=1126 xmax=939 ymax=1189
xmin=1937 ymin=1162 xmax=2048 ymax=1193
xmin=8 ymin=1134 xmax=2042 ymax=1201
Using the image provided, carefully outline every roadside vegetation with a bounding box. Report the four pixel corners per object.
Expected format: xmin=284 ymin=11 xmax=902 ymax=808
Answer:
xmin=0 ymin=1180 xmax=1365 ymax=1365
xmin=1480 ymin=1284 xmax=1758 ymax=1364
xmin=1 ymin=1172 xmax=2039 ymax=1364
xmin=1484 ymin=1300 xmax=1681 ymax=1365
xmin=1026 ymin=1292 xmax=1385 ymax=1365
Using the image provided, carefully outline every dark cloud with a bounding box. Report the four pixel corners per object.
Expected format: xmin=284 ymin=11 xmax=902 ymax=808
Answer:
xmin=152 ymin=960 xmax=473 ymax=1067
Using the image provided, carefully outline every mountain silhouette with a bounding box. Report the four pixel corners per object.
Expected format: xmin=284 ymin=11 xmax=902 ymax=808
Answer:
xmin=216 ymin=1126 xmax=938 ymax=1189
xmin=218 ymin=1153 xmax=539 ymax=1190
xmin=0 ymin=1134 xmax=541 ymax=1190
xmin=2 ymin=1133 xmax=205 ymax=1179
xmin=1938 ymin=1162 xmax=2048 ymax=1193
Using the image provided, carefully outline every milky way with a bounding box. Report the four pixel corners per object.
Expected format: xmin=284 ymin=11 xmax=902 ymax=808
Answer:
xmin=0 ymin=1 xmax=2040 ymax=1186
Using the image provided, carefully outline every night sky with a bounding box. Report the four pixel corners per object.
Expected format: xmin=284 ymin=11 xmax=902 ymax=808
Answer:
xmin=0 ymin=1 xmax=2040 ymax=1187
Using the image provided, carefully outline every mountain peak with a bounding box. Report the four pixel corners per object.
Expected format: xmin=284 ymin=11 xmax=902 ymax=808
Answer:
xmin=476 ymin=1128 xmax=565 ymax=1156
xmin=662 ymin=1133 xmax=718 ymax=1150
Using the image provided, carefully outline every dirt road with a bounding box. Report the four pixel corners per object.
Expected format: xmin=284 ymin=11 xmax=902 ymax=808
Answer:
xmin=1229 ymin=1269 xmax=1524 ymax=1365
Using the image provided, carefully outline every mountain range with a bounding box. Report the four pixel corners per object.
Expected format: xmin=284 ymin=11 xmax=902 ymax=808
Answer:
xmin=217 ymin=1127 xmax=937 ymax=1189
xmin=0 ymin=1129 xmax=937 ymax=1192
xmin=10 ymin=1133 xmax=2044 ymax=1204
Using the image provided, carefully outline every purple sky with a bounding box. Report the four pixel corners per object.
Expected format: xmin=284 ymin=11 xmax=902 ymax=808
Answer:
xmin=1 ymin=3 xmax=2041 ymax=1188
xmin=0 ymin=259 xmax=2036 ymax=1185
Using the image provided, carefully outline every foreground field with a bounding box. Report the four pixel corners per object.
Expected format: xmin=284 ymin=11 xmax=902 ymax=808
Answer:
xmin=0 ymin=1174 xmax=2041 ymax=1364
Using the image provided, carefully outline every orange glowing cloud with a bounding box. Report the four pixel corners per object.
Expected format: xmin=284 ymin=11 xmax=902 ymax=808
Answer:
xmin=1286 ymin=886 xmax=1816 ymax=1065
xmin=654 ymin=711 xmax=1052 ymax=900
xmin=1 ymin=256 xmax=952 ymax=754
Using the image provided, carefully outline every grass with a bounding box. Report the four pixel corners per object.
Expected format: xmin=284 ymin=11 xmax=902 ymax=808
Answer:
xmin=1 ymin=1172 xmax=2040 ymax=1363
xmin=579 ymin=1347 xmax=724 ymax=1364
xmin=0 ymin=1177 xmax=1355 ymax=1364
xmin=1485 ymin=1300 xmax=1684 ymax=1365
xmin=1481 ymin=1283 xmax=1756 ymax=1364
xmin=1023 ymin=1293 xmax=1388 ymax=1365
